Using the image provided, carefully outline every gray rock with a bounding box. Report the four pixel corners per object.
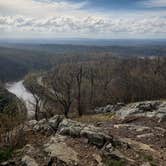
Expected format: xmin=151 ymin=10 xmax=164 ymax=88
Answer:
xmin=58 ymin=118 xmax=112 ymax=147
xmin=28 ymin=120 xmax=38 ymax=127
xmin=23 ymin=144 xmax=36 ymax=156
xmin=48 ymin=115 xmax=64 ymax=131
xmin=116 ymin=100 xmax=166 ymax=121
xmin=107 ymin=149 xmax=135 ymax=163
xmin=137 ymin=133 xmax=154 ymax=138
xmin=58 ymin=118 xmax=85 ymax=137
xmin=94 ymin=103 xmax=125 ymax=114
xmin=117 ymin=137 xmax=156 ymax=153
xmin=102 ymin=143 xmax=114 ymax=154
xmin=113 ymin=124 xmax=150 ymax=132
xmin=141 ymin=162 xmax=151 ymax=166
xmin=33 ymin=119 xmax=53 ymax=134
xmin=28 ymin=116 xmax=112 ymax=147
xmin=136 ymin=102 xmax=159 ymax=112
xmin=81 ymin=129 xmax=105 ymax=147
xmin=92 ymin=154 xmax=103 ymax=166
xmin=22 ymin=155 xmax=38 ymax=166
xmin=80 ymin=125 xmax=112 ymax=147
xmin=44 ymin=135 xmax=78 ymax=165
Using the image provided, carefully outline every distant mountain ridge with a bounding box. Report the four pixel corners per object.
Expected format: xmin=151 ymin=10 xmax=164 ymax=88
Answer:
xmin=0 ymin=38 xmax=166 ymax=46
xmin=0 ymin=43 xmax=166 ymax=81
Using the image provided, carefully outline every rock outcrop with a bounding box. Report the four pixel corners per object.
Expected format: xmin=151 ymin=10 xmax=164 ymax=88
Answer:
xmin=94 ymin=103 xmax=125 ymax=114
xmin=22 ymin=155 xmax=38 ymax=166
xmin=1 ymin=100 xmax=166 ymax=166
xmin=29 ymin=115 xmax=112 ymax=147
xmin=95 ymin=101 xmax=166 ymax=122
xmin=44 ymin=135 xmax=79 ymax=165
xmin=115 ymin=101 xmax=166 ymax=122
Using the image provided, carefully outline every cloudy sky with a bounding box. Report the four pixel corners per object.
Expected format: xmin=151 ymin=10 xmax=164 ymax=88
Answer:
xmin=0 ymin=0 xmax=166 ymax=39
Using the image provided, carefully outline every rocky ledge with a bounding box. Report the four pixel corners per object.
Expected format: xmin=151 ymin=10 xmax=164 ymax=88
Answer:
xmin=95 ymin=100 xmax=166 ymax=122
xmin=1 ymin=100 xmax=166 ymax=166
xmin=116 ymin=100 xmax=166 ymax=122
xmin=28 ymin=115 xmax=112 ymax=148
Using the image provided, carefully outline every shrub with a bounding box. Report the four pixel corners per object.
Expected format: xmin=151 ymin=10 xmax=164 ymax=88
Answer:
xmin=104 ymin=158 xmax=126 ymax=166
xmin=0 ymin=147 xmax=13 ymax=162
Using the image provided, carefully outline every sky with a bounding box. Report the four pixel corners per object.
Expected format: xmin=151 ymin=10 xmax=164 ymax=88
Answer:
xmin=0 ymin=0 xmax=166 ymax=39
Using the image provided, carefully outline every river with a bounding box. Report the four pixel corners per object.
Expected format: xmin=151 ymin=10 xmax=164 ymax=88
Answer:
xmin=5 ymin=80 xmax=35 ymax=117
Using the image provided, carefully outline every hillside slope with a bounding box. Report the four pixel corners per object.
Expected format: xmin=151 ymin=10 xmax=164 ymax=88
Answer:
xmin=1 ymin=44 xmax=166 ymax=82
xmin=1 ymin=100 xmax=166 ymax=166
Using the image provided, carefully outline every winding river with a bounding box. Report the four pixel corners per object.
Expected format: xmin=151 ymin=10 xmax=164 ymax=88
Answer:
xmin=5 ymin=80 xmax=35 ymax=117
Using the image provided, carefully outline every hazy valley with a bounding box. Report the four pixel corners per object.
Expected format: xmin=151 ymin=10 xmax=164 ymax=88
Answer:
xmin=1 ymin=0 xmax=166 ymax=165
xmin=0 ymin=41 xmax=166 ymax=165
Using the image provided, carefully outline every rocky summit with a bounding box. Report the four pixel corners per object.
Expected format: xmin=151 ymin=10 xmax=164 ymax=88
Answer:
xmin=1 ymin=100 xmax=166 ymax=166
xmin=95 ymin=100 xmax=166 ymax=122
xmin=115 ymin=100 xmax=166 ymax=122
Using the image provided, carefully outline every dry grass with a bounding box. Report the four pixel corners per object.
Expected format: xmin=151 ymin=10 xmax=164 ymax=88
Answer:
xmin=73 ymin=113 xmax=114 ymax=124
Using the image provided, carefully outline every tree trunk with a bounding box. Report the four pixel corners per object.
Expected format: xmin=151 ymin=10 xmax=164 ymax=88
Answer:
xmin=77 ymin=82 xmax=82 ymax=116
xmin=64 ymin=104 xmax=69 ymax=118
xmin=35 ymin=103 xmax=39 ymax=121
xmin=76 ymin=66 xmax=83 ymax=116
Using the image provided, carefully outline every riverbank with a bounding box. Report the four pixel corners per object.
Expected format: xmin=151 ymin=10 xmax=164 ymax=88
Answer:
xmin=6 ymin=80 xmax=35 ymax=118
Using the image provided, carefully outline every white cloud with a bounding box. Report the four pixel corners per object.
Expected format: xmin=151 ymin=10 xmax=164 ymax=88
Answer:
xmin=0 ymin=0 xmax=166 ymax=38
xmin=0 ymin=15 xmax=166 ymax=38
xmin=0 ymin=0 xmax=88 ymax=17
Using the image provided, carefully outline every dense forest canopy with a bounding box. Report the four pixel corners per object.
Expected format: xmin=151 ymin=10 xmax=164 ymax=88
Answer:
xmin=0 ymin=43 xmax=166 ymax=82
xmin=24 ymin=53 xmax=166 ymax=118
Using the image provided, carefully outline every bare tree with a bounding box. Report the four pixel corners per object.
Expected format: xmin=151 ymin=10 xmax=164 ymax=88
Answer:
xmin=27 ymin=84 xmax=41 ymax=121
xmin=85 ymin=66 xmax=96 ymax=107
xmin=33 ymin=94 xmax=41 ymax=121
xmin=75 ymin=66 xmax=83 ymax=116
xmin=89 ymin=67 xmax=95 ymax=106
xmin=51 ymin=65 xmax=75 ymax=118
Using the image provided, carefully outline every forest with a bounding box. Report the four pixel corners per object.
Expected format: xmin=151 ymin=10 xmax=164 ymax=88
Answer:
xmin=0 ymin=43 xmax=166 ymax=165
xmin=24 ymin=55 xmax=166 ymax=118
xmin=0 ymin=44 xmax=166 ymax=81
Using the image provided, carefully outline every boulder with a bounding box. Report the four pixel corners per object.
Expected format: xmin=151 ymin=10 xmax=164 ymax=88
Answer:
xmin=33 ymin=119 xmax=53 ymax=135
xmin=44 ymin=135 xmax=78 ymax=165
xmin=28 ymin=120 xmax=38 ymax=127
xmin=137 ymin=133 xmax=154 ymax=139
xmin=21 ymin=155 xmax=38 ymax=166
xmin=102 ymin=142 xmax=135 ymax=164
xmin=28 ymin=116 xmax=112 ymax=147
xmin=48 ymin=115 xmax=64 ymax=131
xmin=117 ymin=137 xmax=157 ymax=153
xmin=94 ymin=103 xmax=125 ymax=114
xmin=58 ymin=118 xmax=112 ymax=147
xmin=156 ymin=103 xmax=166 ymax=122
xmin=94 ymin=105 xmax=114 ymax=113
xmin=23 ymin=144 xmax=36 ymax=156
xmin=116 ymin=101 xmax=166 ymax=121
xmin=92 ymin=154 xmax=103 ymax=166
xmin=136 ymin=102 xmax=159 ymax=112
xmin=31 ymin=115 xmax=64 ymax=134
xmin=113 ymin=124 xmax=150 ymax=132
xmin=141 ymin=162 xmax=151 ymax=166
xmin=102 ymin=143 xmax=114 ymax=154
xmin=80 ymin=125 xmax=112 ymax=147
xmin=58 ymin=118 xmax=86 ymax=137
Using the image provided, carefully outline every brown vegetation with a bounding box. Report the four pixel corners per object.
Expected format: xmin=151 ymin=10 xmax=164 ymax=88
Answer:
xmin=34 ymin=56 xmax=166 ymax=117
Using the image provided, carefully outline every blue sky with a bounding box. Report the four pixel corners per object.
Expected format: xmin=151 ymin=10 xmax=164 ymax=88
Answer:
xmin=91 ymin=0 xmax=165 ymax=9
xmin=0 ymin=0 xmax=166 ymax=39
xmin=71 ymin=0 xmax=143 ymax=10
xmin=48 ymin=0 xmax=166 ymax=11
